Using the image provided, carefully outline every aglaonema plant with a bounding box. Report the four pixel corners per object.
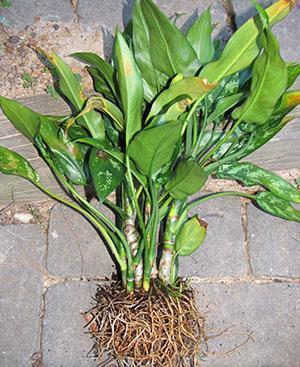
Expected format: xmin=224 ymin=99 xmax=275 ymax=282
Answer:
xmin=0 ymin=0 xmax=299 ymax=364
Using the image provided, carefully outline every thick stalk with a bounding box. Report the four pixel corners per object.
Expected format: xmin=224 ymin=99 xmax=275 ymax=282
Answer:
xmin=158 ymin=200 xmax=182 ymax=283
xmin=186 ymin=191 xmax=256 ymax=211
xmin=143 ymin=181 xmax=160 ymax=292
xmin=124 ymin=198 xmax=143 ymax=291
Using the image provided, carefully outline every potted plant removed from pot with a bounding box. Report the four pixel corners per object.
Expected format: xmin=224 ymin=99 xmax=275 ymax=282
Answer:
xmin=0 ymin=0 xmax=299 ymax=365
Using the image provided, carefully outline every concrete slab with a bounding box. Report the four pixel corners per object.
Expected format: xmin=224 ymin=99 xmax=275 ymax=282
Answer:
xmin=47 ymin=203 xmax=115 ymax=278
xmin=0 ymin=224 xmax=47 ymax=367
xmin=0 ymin=0 xmax=75 ymax=31
xmin=180 ymin=196 xmax=247 ymax=277
xmin=41 ymin=280 xmax=300 ymax=367
xmin=78 ymin=0 xmax=229 ymax=35
xmin=195 ymin=282 xmax=300 ymax=367
xmin=78 ymin=0 xmax=231 ymax=58
xmin=248 ymin=204 xmax=300 ymax=277
xmin=42 ymin=281 xmax=98 ymax=367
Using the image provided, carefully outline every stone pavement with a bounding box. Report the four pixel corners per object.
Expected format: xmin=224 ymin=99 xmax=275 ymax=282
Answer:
xmin=1 ymin=1 xmax=300 ymax=366
xmin=1 ymin=197 xmax=300 ymax=367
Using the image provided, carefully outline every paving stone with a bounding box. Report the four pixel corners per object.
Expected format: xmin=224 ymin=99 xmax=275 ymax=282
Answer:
xmin=43 ymin=282 xmax=97 ymax=367
xmin=232 ymin=1 xmax=300 ymax=74
xmin=78 ymin=0 xmax=231 ymax=57
xmin=0 ymin=0 xmax=75 ymax=31
xmin=248 ymin=204 xmax=300 ymax=277
xmin=180 ymin=196 xmax=247 ymax=277
xmin=47 ymin=203 xmax=115 ymax=278
xmin=0 ymin=224 xmax=47 ymax=367
xmin=195 ymin=282 xmax=300 ymax=367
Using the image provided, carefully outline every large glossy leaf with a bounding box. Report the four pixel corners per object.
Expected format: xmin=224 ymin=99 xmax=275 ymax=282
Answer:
xmin=128 ymin=120 xmax=182 ymax=176
xmin=139 ymin=0 xmax=200 ymax=77
xmin=113 ymin=30 xmax=143 ymax=145
xmin=232 ymin=28 xmax=287 ymax=124
xmin=165 ymin=160 xmax=208 ymax=200
xmin=217 ymin=162 xmax=300 ymax=203
xmin=277 ymin=90 xmax=300 ymax=114
xmin=186 ymin=7 xmax=214 ymax=64
xmin=236 ymin=115 xmax=293 ymax=161
xmin=41 ymin=50 xmax=105 ymax=139
xmin=256 ymin=191 xmax=300 ymax=222
xmin=69 ymin=96 xmax=124 ymax=132
xmin=147 ymin=77 xmax=216 ymax=121
xmin=200 ymin=0 xmax=293 ymax=83
xmin=38 ymin=118 xmax=87 ymax=185
xmin=71 ymin=52 xmax=116 ymax=99
xmin=0 ymin=96 xmax=41 ymax=142
xmin=175 ymin=216 xmax=207 ymax=256
xmin=86 ymin=66 xmax=116 ymax=102
xmin=89 ymin=148 xmax=125 ymax=202
xmin=207 ymin=92 xmax=244 ymax=123
xmin=132 ymin=1 xmax=168 ymax=101
xmin=0 ymin=145 xmax=39 ymax=183
xmin=43 ymin=51 xmax=85 ymax=110
xmin=286 ymin=62 xmax=300 ymax=89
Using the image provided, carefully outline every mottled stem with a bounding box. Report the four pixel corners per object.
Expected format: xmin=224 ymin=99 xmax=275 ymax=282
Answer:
xmin=124 ymin=199 xmax=143 ymax=290
xmin=158 ymin=200 xmax=182 ymax=283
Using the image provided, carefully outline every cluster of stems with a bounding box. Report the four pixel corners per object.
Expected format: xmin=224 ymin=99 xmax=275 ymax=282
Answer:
xmin=33 ymin=98 xmax=256 ymax=294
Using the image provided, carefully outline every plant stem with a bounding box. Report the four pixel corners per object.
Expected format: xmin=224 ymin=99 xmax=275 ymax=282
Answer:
xmin=199 ymin=116 xmax=243 ymax=165
xmin=158 ymin=200 xmax=182 ymax=284
xmin=186 ymin=191 xmax=256 ymax=211
xmin=143 ymin=181 xmax=159 ymax=291
xmin=34 ymin=181 xmax=127 ymax=274
xmin=191 ymin=99 xmax=209 ymax=157
xmin=124 ymin=198 xmax=143 ymax=291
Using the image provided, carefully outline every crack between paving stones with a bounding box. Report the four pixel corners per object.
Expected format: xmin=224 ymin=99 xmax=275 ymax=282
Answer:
xmin=44 ymin=203 xmax=55 ymax=274
xmin=41 ymin=273 xmax=300 ymax=288
xmin=241 ymin=198 xmax=253 ymax=276
xmin=190 ymin=275 xmax=300 ymax=285
xmin=70 ymin=0 xmax=80 ymax=25
xmin=31 ymin=288 xmax=47 ymax=367
xmin=221 ymin=0 xmax=238 ymax=32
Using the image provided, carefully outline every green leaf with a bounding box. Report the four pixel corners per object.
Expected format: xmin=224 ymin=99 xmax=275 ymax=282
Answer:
xmin=217 ymin=162 xmax=300 ymax=203
xmin=75 ymin=137 xmax=147 ymax=187
xmin=113 ymin=30 xmax=143 ymax=145
xmin=200 ymin=0 xmax=292 ymax=83
xmin=186 ymin=7 xmax=214 ymax=64
xmin=256 ymin=191 xmax=300 ymax=222
xmin=132 ymin=1 xmax=168 ymax=101
xmin=286 ymin=62 xmax=300 ymax=89
xmin=75 ymin=137 xmax=124 ymax=163
xmin=41 ymin=50 xmax=105 ymax=139
xmin=128 ymin=120 xmax=182 ymax=177
xmin=0 ymin=145 xmax=40 ymax=183
xmin=165 ymin=160 xmax=208 ymax=200
xmin=147 ymin=76 xmax=216 ymax=122
xmin=207 ymin=92 xmax=244 ymax=123
xmin=38 ymin=118 xmax=87 ymax=185
xmin=86 ymin=66 xmax=116 ymax=102
xmin=71 ymin=96 xmax=124 ymax=132
xmin=71 ymin=52 xmax=116 ymax=99
xmin=89 ymin=148 xmax=125 ymax=202
xmin=43 ymin=51 xmax=85 ymax=110
xmin=276 ymin=90 xmax=300 ymax=114
xmin=175 ymin=216 xmax=207 ymax=256
xmin=232 ymin=28 xmax=287 ymax=124
xmin=139 ymin=0 xmax=200 ymax=77
xmin=236 ymin=115 xmax=293 ymax=161
xmin=0 ymin=96 xmax=41 ymax=142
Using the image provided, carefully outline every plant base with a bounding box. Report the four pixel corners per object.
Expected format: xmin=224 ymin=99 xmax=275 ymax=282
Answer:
xmin=84 ymin=280 xmax=207 ymax=367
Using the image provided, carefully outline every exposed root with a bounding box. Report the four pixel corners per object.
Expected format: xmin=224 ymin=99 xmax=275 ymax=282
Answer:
xmin=84 ymin=281 xmax=207 ymax=367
